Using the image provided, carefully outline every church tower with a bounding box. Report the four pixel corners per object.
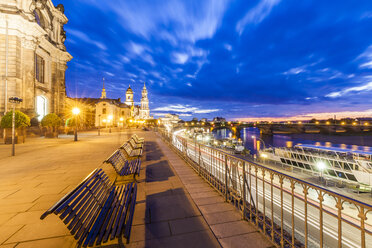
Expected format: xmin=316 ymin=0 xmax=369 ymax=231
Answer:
xmin=139 ymin=83 xmax=150 ymax=119
xmin=100 ymin=78 xmax=107 ymax=99
xmin=125 ymin=85 xmax=134 ymax=106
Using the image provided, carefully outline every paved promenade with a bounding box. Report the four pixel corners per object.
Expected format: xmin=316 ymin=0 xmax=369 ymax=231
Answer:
xmin=0 ymin=130 xmax=273 ymax=248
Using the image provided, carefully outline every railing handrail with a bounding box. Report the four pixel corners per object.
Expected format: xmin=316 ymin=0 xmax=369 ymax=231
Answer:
xmin=176 ymin=134 xmax=372 ymax=209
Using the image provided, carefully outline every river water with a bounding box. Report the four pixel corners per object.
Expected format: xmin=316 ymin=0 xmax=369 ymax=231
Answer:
xmin=213 ymin=127 xmax=372 ymax=154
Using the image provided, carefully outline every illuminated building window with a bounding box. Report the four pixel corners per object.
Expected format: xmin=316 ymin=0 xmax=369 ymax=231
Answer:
xmin=36 ymin=95 xmax=47 ymax=121
xmin=35 ymin=54 xmax=45 ymax=83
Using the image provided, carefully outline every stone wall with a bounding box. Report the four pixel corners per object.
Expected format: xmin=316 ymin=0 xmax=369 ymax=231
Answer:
xmin=0 ymin=0 xmax=72 ymax=121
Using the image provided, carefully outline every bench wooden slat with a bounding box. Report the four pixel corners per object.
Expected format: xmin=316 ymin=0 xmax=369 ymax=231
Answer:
xmin=112 ymin=183 xmax=133 ymax=240
xmin=115 ymin=183 xmax=134 ymax=239
xmin=76 ymin=183 xmax=113 ymax=245
xmin=124 ymin=183 xmax=137 ymax=242
xmin=67 ymin=180 xmax=110 ymax=233
xmin=61 ymin=174 xmax=108 ymax=221
xmin=85 ymin=188 xmax=116 ymax=247
xmin=63 ymin=177 xmax=108 ymax=225
xmin=73 ymin=184 xmax=111 ymax=240
xmin=105 ymin=149 xmax=141 ymax=177
xmin=97 ymin=185 xmax=126 ymax=245
xmin=41 ymin=168 xmax=137 ymax=247
xmin=57 ymin=170 xmax=108 ymax=217
xmin=40 ymin=169 xmax=99 ymax=220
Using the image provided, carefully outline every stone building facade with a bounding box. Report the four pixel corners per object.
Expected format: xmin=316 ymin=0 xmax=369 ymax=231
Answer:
xmin=139 ymin=83 xmax=150 ymax=119
xmin=94 ymin=84 xmax=149 ymax=127
xmin=0 ymin=0 xmax=72 ymax=120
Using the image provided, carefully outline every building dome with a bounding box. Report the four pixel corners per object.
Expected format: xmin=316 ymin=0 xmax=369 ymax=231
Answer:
xmin=126 ymin=85 xmax=133 ymax=94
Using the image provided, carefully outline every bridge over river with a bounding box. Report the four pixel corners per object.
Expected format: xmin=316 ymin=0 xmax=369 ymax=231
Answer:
xmin=180 ymin=121 xmax=372 ymax=137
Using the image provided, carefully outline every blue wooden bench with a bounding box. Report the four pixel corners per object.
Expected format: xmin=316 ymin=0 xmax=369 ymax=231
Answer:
xmin=40 ymin=169 xmax=137 ymax=247
xmin=105 ymin=149 xmax=141 ymax=176
xmin=121 ymin=142 xmax=143 ymax=157
xmin=132 ymin=134 xmax=144 ymax=144
xmin=128 ymin=138 xmax=143 ymax=150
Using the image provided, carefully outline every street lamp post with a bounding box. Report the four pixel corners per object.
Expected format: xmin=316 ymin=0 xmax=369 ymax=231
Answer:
xmin=98 ymin=114 xmax=101 ymax=136
xmin=9 ymin=97 xmax=22 ymax=156
xmin=119 ymin=117 xmax=124 ymax=131
xmin=72 ymin=107 xmax=80 ymax=141
xmin=317 ymin=161 xmax=326 ymax=184
xmin=108 ymin=115 xmax=113 ymax=133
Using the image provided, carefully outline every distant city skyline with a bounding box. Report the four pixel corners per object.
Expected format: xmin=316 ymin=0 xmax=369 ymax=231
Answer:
xmin=63 ymin=0 xmax=372 ymax=120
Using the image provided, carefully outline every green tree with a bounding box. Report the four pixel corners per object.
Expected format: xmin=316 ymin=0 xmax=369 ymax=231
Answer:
xmin=41 ymin=113 xmax=62 ymax=128
xmin=0 ymin=111 xmax=30 ymax=129
xmin=41 ymin=113 xmax=62 ymax=132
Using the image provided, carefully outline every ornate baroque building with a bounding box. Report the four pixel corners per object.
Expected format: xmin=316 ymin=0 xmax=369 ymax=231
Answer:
xmin=0 ymin=0 xmax=72 ymax=120
xmin=139 ymin=83 xmax=150 ymax=119
xmin=93 ymin=83 xmax=152 ymax=127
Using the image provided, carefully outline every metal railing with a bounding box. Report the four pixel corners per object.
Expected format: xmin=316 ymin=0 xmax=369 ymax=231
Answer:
xmin=159 ymin=129 xmax=372 ymax=248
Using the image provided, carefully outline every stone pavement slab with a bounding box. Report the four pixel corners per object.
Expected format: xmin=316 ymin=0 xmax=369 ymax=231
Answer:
xmin=0 ymin=131 xmax=133 ymax=247
xmin=0 ymin=130 xmax=274 ymax=247
xmin=155 ymin=133 xmax=274 ymax=248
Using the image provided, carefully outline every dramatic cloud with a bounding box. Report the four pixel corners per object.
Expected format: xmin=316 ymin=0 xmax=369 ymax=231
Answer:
xmin=153 ymin=104 xmax=219 ymax=116
xmin=236 ymin=0 xmax=281 ymax=34
xmin=63 ymin=0 xmax=372 ymax=120
xmin=326 ymin=81 xmax=372 ymax=98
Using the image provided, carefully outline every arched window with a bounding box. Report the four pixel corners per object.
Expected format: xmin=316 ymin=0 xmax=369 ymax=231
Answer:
xmin=36 ymin=96 xmax=47 ymax=121
xmin=34 ymin=10 xmax=46 ymax=29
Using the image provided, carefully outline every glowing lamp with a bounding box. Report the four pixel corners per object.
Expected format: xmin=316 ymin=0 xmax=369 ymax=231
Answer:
xmin=260 ymin=153 xmax=268 ymax=158
xmin=72 ymin=107 xmax=80 ymax=115
xmin=108 ymin=115 xmax=113 ymax=120
xmin=316 ymin=161 xmax=326 ymax=171
xmin=119 ymin=117 xmax=124 ymax=122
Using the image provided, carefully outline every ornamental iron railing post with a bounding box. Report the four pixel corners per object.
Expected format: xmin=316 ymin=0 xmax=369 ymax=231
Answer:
xmin=359 ymin=206 xmax=366 ymax=248
xmin=279 ymin=176 xmax=284 ymax=247
xmin=169 ymin=133 xmax=372 ymax=248
xmin=198 ymin=144 xmax=201 ymax=175
xmin=290 ymin=180 xmax=296 ymax=247
xmin=336 ymin=198 xmax=343 ymax=248
xmin=262 ymin=169 xmax=266 ymax=236
xmin=270 ymin=173 xmax=275 ymax=243
xmin=255 ymin=167 xmax=259 ymax=226
xmin=194 ymin=139 xmax=197 ymax=162
xmin=225 ymin=155 xmax=228 ymax=202
xmin=242 ymin=161 xmax=247 ymax=220
xmin=249 ymin=163 xmax=252 ymax=221
xmin=303 ymin=186 xmax=309 ymax=248
xmin=318 ymin=191 xmax=324 ymax=248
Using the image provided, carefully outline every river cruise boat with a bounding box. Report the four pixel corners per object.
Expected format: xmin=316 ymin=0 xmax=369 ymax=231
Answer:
xmin=259 ymin=144 xmax=372 ymax=186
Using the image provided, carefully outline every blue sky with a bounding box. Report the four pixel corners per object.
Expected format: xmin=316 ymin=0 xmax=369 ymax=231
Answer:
xmin=63 ymin=0 xmax=372 ymax=120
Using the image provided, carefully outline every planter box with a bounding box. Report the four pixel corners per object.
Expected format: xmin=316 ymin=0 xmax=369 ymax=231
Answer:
xmin=4 ymin=135 xmax=25 ymax=144
xmin=45 ymin=132 xmax=58 ymax=138
xmin=3 ymin=129 xmax=26 ymax=144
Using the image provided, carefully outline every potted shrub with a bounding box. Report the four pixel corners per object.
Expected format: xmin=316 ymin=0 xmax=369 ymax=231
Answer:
xmin=0 ymin=111 xmax=30 ymax=144
xmin=41 ymin=113 xmax=62 ymax=138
